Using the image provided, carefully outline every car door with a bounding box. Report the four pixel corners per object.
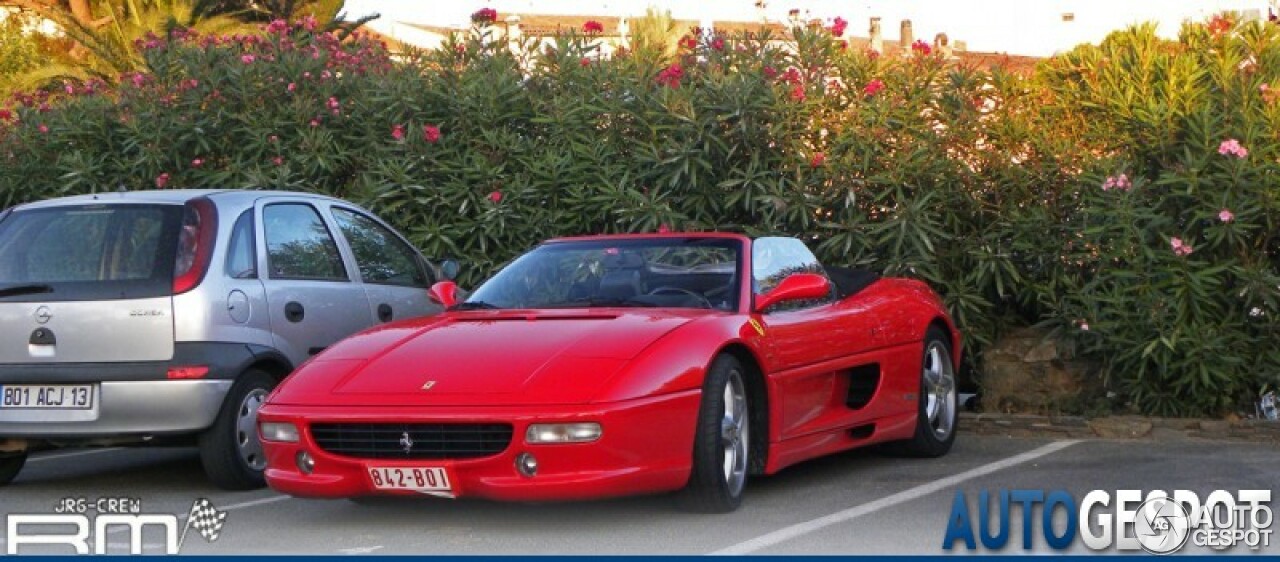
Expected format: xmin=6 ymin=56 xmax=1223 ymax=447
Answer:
xmin=256 ymin=198 xmax=373 ymax=366
xmin=327 ymin=206 xmax=441 ymax=323
xmin=750 ymin=237 xmax=887 ymax=439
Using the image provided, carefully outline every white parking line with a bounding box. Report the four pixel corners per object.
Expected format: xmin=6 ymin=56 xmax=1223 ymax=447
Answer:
xmin=28 ymin=448 xmax=125 ymax=463
xmin=711 ymin=440 xmax=1081 ymax=555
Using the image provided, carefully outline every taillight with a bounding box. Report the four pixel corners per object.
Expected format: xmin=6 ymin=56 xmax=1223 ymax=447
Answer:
xmin=173 ymin=198 xmax=218 ymax=295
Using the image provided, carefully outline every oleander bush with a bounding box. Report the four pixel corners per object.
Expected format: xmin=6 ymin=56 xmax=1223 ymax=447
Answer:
xmin=0 ymin=13 xmax=1276 ymax=416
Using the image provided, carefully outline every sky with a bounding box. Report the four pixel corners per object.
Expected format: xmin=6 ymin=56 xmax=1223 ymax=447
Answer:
xmin=340 ymin=0 xmax=1275 ymax=56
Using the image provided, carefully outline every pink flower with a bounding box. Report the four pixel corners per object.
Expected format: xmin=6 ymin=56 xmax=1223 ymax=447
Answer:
xmin=911 ymin=39 xmax=932 ymax=56
xmin=327 ymin=96 xmax=340 ymax=115
xmin=266 ymin=19 xmax=289 ymax=34
xmin=656 ymin=63 xmax=684 ymax=88
xmin=1170 ymin=237 xmax=1194 ymax=257
xmin=488 ymin=190 xmax=503 ymax=203
xmin=299 ymin=15 xmax=318 ymax=32
xmin=191 ymin=158 xmax=204 ymax=168
xmin=790 ymin=84 xmax=806 ymax=102
xmin=1262 ymin=83 xmax=1278 ymax=104
xmin=810 ymin=152 xmax=825 ymax=167
xmin=711 ymin=37 xmax=725 ymax=51
xmin=1219 ymin=208 xmax=1234 ymax=223
xmin=1079 ymin=321 xmax=1090 ymax=331
xmin=64 ymin=82 xmax=74 ymax=95
xmin=763 ymin=66 xmax=777 ymax=79
xmin=269 ymin=135 xmax=279 ymax=143
xmin=37 ymin=124 xmax=48 ymax=133
xmin=272 ymin=156 xmax=284 ymax=166
xmin=391 ymin=124 xmax=405 ymax=141
xmin=471 ymin=8 xmax=497 ymax=24
xmin=830 ymin=16 xmax=848 ymax=37
xmin=0 ymin=108 xmax=11 ymax=121
xmin=241 ymin=54 xmax=256 ymax=64
xmin=1101 ymin=173 xmax=1131 ymax=191
xmin=580 ymin=57 xmax=592 ymax=67
xmin=422 ymin=124 xmax=441 ymax=143
xmin=286 ymin=82 xmax=296 ymax=93
xmin=582 ymin=20 xmax=604 ymax=34
xmin=863 ymin=78 xmax=885 ymax=97
xmin=1218 ymin=138 xmax=1248 ymax=158
xmin=155 ymin=173 xmax=170 ymax=188
xmin=657 ymin=224 xmax=671 ymax=233
xmin=309 ymin=118 xmax=321 ymax=128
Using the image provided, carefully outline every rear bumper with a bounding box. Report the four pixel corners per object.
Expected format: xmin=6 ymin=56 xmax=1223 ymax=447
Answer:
xmin=260 ymin=390 xmax=701 ymax=502
xmin=0 ymin=380 xmax=231 ymax=437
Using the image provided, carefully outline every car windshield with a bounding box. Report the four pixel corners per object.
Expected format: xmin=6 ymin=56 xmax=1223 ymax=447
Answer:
xmin=464 ymin=238 xmax=742 ymax=311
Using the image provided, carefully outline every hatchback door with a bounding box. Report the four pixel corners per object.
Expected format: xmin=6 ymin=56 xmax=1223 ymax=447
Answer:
xmin=327 ymin=206 xmax=441 ymax=324
xmin=256 ymin=199 xmax=373 ymax=366
xmin=0 ymin=203 xmax=181 ymax=363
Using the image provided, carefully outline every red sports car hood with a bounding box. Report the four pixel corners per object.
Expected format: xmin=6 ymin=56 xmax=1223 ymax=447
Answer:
xmin=269 ymin=310 xmax=701 ymax=407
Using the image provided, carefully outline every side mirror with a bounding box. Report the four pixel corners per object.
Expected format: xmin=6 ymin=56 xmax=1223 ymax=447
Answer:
xmin=428 ymin=281 xmax=459 ymax=308
xmin=439 ymin=259 xmax=460 ymax=281
xmin=753 ymin=273 xmax=831 ymax=313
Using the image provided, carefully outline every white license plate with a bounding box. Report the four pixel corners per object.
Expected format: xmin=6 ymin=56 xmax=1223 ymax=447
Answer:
xmin=367 ymin=466 xmax=451 ymax=493
xmin=0 ymin=384 xmax=94 ymax=410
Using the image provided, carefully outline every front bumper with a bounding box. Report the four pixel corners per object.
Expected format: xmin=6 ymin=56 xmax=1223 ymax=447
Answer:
xmin=260 ymin=390 xmax=701 ymax=502
xmin=0 ymin=380 xmax=232 ymax=437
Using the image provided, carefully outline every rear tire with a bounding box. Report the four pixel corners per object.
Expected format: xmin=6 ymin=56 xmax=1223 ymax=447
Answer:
xmin=0 ymin=452 xmax=26 ymax=486
xmin=890 ymin=327 xmax=958 ymax=458
xmin=199 ymin=370 xmax=276 ymax=490
xmin=679 ymin=354 xmax=750 ymax=513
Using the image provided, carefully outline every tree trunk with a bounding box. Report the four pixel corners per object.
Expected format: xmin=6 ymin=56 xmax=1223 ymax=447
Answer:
xmin=66 ymin=0 xmax=91 ymax=24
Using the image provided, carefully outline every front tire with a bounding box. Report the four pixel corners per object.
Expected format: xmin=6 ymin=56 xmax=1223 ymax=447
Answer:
xmin=892 ymin=327 xmax=959 ymax=457
xmin=199 ymin=369 xmax=276 ymax=490
xmin=0 ymin=452 xmax=27 ymax=486
xmin=680 ymin=354 xmax=750 ymax=513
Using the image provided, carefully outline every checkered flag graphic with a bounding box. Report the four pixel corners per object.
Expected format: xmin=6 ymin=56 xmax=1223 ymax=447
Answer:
xmin=184 ymin=498 xmax=227 ymax=542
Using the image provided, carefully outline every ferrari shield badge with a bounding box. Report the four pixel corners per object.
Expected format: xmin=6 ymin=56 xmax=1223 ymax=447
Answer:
xmin=748 ymin=318 xmax=766 ymax=337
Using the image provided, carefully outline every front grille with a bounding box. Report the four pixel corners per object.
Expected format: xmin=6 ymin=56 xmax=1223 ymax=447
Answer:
xmin=310 ymin=423 xmax=513 ymax=460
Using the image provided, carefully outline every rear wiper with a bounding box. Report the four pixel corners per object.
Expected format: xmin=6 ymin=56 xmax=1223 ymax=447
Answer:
xmin=450 ymin=301 xmax=500 ymax=311
xmin=0 ymin=284 xmax=54 ymax=298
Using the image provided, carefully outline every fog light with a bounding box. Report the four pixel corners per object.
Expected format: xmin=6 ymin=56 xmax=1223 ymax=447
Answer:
xmin=260 ymin=422 xmax=299 ymax=442
xmin=296 ymin=451 xmax=315 ymax=474
xmin=525 ymin=423 xmax=602 ymax=444
xmin=515 ymin=452 xmax=538 ymax=477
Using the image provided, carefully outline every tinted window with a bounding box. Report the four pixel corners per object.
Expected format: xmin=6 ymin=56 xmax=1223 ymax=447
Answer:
xmin=752 ymin=237 xmax=830 ymax=311
xmin=0 ymin=204 xmax=181 ymax=301
xmin=263 ymin=204 xmax=347 ymax=281
xmin=466 ymin=238 xmax=741 ymax=310
xmin=331 ymin=208 xmax=428 ymax=287
xmin=225 ymin=210 xmax=256 ymax=279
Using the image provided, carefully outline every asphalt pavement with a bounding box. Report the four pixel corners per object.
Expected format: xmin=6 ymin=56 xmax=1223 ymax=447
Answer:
xmin=2 ymin=435 xmax=1277 ymax=555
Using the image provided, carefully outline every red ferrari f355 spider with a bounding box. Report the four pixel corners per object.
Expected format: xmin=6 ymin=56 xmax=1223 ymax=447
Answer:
xmin=259 ymin=233 xmax=961 ymax=512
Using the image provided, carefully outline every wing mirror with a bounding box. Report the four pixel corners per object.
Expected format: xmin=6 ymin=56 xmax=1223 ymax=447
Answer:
xmin=428 ymin=281 xmax=459 ymax=308
xmin=753 ymin=273 xmax=831 ymax=313
xmin=438 ymin=259 xmax=460 ymax=281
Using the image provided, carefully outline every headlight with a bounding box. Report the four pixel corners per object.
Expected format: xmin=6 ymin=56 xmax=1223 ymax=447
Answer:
xmin=260 ymin=422 xmax=300 ymax=442
xmin=525 ymin=423 xmax=602 ymax=444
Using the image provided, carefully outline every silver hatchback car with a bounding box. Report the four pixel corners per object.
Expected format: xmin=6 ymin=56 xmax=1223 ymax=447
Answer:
xmin=0 ymin=190 xmax=450 ymax=489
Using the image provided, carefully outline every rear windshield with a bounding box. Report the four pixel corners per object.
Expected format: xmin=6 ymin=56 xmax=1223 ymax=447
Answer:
xmin=0 ymin=204 xmax=183 ymax=301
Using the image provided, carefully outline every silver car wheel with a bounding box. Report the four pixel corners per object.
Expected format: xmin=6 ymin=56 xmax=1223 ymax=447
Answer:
xmin=236 ymin=389 xmax=269 ymax=471
xmin=721 ymin=370 xmax=749 ymax=496
xmin=923 ymin=341 xmax=956 ymax=440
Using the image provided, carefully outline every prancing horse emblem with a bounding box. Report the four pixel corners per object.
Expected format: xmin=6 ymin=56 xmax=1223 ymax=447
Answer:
xmin=421 ymin=380 xmax=436 ymax=390
xmin=399 ymin=432 xmax=414 ymax=454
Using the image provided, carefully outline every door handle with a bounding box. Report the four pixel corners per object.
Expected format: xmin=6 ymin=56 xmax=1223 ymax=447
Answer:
xmin=377 ymin=303 xmax=393 ymax=322
xmin=284 ymin=301 xmax=305 ymax=323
